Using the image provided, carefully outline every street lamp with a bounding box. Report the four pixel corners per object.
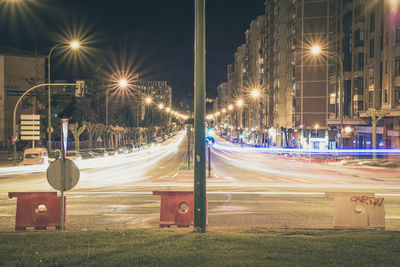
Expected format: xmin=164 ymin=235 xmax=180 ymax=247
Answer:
xmin=47 ymin=40 xmax=80 ymax=152
xmin=311 ymin=45 xmax=344 ymax=148
xmin=250 ymin=89 xmax=260 ymax=99
xmin=106 ymin=79 xmax=128 ymax=147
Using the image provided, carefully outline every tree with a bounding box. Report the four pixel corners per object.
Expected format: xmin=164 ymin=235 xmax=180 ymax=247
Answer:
xmin=84 ymin=121 xmax=97 ymax=148
xmin=366 ymin=108 xmax=390 ymax=149
xmin=69 ymin=122 xmax=86 ymax=151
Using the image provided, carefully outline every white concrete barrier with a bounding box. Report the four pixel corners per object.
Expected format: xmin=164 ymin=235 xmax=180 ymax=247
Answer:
xmin=326 ymin=192 xmax=385 ymax=229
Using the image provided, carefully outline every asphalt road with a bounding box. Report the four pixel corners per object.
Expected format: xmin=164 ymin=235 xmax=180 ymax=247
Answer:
xmin=0 ymin=132 xmax=399 ymax=230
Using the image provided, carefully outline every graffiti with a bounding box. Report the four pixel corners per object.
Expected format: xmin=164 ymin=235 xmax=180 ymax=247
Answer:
xmin=350 ymin=195 xmax=384 ymax=207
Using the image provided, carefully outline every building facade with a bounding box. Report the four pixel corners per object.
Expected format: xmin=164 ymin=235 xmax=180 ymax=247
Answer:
xmin=0 ymin=46 xmax=45 ymax=141
xmin=218 ymin=0 xmax=400 ymax=149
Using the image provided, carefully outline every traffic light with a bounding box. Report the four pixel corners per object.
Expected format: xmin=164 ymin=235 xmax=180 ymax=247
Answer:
xmin=75 ymin=80 xmax=85 ymax=97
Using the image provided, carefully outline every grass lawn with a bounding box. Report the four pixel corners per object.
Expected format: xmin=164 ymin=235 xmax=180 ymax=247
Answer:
xmin=0 ymin=228 xmax=399 ymax=266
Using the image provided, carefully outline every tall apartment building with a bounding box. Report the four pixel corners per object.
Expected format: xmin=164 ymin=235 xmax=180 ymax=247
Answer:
xmin=328 ymin=0 xmax=400 ymax=148
xmin=221 ymin=0 xmax=400 ymax=148
xmin=0 ymin=46 xmax=45 ymax=141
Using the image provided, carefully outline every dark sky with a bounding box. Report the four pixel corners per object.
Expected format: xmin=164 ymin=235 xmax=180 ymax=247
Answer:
xmin=0 ymin=0 xmax=265 ymax=99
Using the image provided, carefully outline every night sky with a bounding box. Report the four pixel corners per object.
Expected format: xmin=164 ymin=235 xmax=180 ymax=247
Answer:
xmin=0 ymin=0 xmax=265 ymax=99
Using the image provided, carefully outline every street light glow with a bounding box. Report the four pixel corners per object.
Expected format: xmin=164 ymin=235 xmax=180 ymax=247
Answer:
xmin=222 ymin=108 xmax=227 ymax=113
xmin=145 ymin=97 xmax=152 ymax=104
xmin=236 ymin=99 xmax=244 ymax=107
xmin=158 ymin=103 xmax=164 ymax=109
xmin=345 ymin=126 xmax=352 ymax=134
xmin=311 ymin=45 xmax=321 ymax=55
xmin=250 ymin=89 xmax=260 ymax=98
xmin=70 ymin=40 xmax=80 ymax=49
xmin=166 ymin=107 xmax=171 ymax=113
xmin=119 ymin=79 xmax=128 ymax=88
xmin=228 ymin=104 xmax=233 ymax=110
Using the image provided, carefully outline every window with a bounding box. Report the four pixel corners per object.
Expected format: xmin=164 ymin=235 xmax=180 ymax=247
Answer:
xmin=384 ymin=90 xmax=388 ymax=103
xmin=354 ymin=53 xmax=364 ymax=71
xmin=21 ymin=98 xmax=31 ymax=110
xmin=370 ymin=12 xmax=375 ymax=32
xmin=385 ymin=60 xmax=388 ymax=74
xmin=369 ymin=39 xmax=374 ymax=58
xmin=369 ymin=65 xmax=374 ymax=86
xmin=395 ymin=87 xmax=400 ymax=105
xmin=397 ymin=26 xmax=400 ymax=45
xmin=353 ymin=101 xmax=364 ymax=112
xmin=368 ymin=91 xmax=374 ymax=108
xmin=353 ymin=77 xmax=364 ymax=95
xmin=354 ymin=29 xmax=365 ymax=47
xmin=395 ymin=56 xmax=400 ymax=76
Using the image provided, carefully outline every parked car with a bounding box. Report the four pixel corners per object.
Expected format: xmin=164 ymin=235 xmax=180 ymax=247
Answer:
xmin=117 ymin=146 xmax=127 ymax=155
xmin=91 ymin=148 xmax=108 ymax=157
xmin=20 ymin=147 xmax=48 ymax=165
xmin=66 ymin=150 xmax=82 ymax=161
xmin=124 ymin=144 xmax=134 ymax=153
xmin=106 ymin=148 xmax=117 ymax=156
xmin=80 ymin=151 xmax=96 ymax=159
xmin=48 ymin=149 xmax=61 ymax=163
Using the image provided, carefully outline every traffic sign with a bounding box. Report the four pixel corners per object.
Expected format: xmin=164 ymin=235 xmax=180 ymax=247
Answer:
xmin=20 ymin=114 xmax=41 ymax=141
xmin=46 ymin=158 xmax=80 ymax=191
xmin=21 ymin=114 xmax=40 ymax=120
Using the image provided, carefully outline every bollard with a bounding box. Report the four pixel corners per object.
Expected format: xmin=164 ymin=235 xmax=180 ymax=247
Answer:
xmin=8 ymin=192 xmax=66 ymax=230
xmin=326 ymin=192 xmax=385 ymax=229
xmin=153 ymin=191 xmax=208 ymax=228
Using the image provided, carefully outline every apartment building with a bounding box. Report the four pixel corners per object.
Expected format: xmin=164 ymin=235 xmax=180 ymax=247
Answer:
xmin=0 ymin=46 xmax=45 ymax=141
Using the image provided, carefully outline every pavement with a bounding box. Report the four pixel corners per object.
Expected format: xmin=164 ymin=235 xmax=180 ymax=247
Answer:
xmin=0 ymin=133 xmax=399 ymax=231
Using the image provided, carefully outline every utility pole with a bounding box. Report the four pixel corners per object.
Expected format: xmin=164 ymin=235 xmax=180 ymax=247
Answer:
xmin=187 ymin=125 xmax=191 ymax=170
xmin=194 ymin=0 xmax=207 ymax=232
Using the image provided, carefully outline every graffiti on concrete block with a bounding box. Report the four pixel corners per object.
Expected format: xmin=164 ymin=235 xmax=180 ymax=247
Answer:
xmin=350 ymin=195 xmax=384 ymax=207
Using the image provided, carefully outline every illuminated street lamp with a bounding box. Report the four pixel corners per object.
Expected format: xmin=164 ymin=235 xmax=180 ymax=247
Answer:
xmin=158 ymin=103 xmax=165 ymax=110
xmin=250 ymin=89 xmax=260 ymax=99
xmin=311 ymin=45 xmax=344 ymax=148
xmin=47 ymin=40 xmax=81 ymax=151
xmin=236 ymin=99 xmax=244 ymax=108
xmin=166 ymin=107 xmax=171 ymax=113
xmin=228 ymin=104 xmax=233 ymax=111
xmin=106 ymin=78 xmax=128 ymax=131
xmin=222 ymin=108 xmax=227 ymax=113
xmin=119 ymin=79 xmax=128 ymax=88
xmin=145 ymin=96 xmax=152 ymax=104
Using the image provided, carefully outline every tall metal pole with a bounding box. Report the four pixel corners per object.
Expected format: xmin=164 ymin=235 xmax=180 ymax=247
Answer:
xmin=332 ymin=51 xmax=344 ymax=149
xmin=187 ymin=125 xmax=191 ymax=170
xmin=47 ymin=44 xmax=62 ymax=153
xmin=13 ymin=83 xmax=77 ymax=165
xmin=106 ymin=88 xmax=109 ymax=148
xmin=194 ymin=0 xmax=207 ymax=232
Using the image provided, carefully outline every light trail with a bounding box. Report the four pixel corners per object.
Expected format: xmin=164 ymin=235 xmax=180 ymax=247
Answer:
xmin=0 ymin=133 xmax=184 ymax=177
xmin=213 ymin=140 xmax=400 ymax=155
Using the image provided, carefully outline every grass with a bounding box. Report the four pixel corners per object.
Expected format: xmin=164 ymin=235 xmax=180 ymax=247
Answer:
xmin=0 ymin=229 xmax=400 ymax=266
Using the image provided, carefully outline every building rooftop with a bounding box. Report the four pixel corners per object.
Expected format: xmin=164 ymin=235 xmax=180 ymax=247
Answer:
xmin=0 ymin=45 xmax=46 ymax=58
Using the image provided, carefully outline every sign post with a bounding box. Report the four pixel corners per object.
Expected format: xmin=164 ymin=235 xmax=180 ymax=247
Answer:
xmin=46 ymin=118 xmax=80 ymax=231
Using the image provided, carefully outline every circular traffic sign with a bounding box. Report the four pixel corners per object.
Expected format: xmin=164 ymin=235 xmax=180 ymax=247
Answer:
xmin=46 ymin=158 xmax=80 ymax=191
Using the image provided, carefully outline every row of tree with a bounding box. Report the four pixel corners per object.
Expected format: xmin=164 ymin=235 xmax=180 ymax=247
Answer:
xmin=68 ymin=122 xmax=174 ymax=151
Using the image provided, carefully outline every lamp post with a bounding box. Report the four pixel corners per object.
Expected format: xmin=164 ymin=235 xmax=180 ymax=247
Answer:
xmin=311 ymin=45 xmax=344 ymax=148
xmin=13 ymin=83 xmax=79 ymax=165
xmin=105 ymin=79 xmax=128 ymax=148
xmin=47 ymin=41 xmax=80 ymax=152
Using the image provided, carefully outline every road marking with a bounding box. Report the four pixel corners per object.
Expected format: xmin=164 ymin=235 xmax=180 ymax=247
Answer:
xmin=65 ymin=191 xmax=400 ymax=197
